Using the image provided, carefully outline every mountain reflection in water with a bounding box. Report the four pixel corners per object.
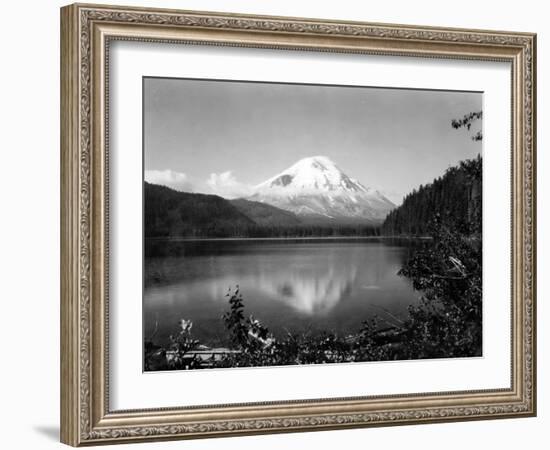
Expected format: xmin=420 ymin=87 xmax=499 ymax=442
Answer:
xmin=144 ymin=239 xmax=420 ymax=347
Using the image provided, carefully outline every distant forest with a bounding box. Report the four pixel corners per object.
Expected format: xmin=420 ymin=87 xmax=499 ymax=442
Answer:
xmin=144 ymin=182 xmax=380 ymax=238
xmin=381 ymin=155 xmax=482 ymax=236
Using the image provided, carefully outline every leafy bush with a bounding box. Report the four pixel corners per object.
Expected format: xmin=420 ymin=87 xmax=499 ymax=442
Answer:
xmin=397 ymin=219 xmax=482 ymax=359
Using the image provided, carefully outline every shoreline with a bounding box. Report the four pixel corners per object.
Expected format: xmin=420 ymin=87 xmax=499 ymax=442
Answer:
xmin=145 ymin=236 xmax=433 ymax=242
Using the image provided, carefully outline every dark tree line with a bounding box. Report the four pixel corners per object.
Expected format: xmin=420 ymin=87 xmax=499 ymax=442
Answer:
xmin=381 ymin=155 xmax=482 ymax=236
xmin=223 ymin=224 xmax=381 ymax=238
xmin=147 ymin=222 xmax=381 ymax=240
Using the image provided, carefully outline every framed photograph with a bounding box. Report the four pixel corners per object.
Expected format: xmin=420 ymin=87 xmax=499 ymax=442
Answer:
xmin=60 ymin=3 xmax=536 ymax=446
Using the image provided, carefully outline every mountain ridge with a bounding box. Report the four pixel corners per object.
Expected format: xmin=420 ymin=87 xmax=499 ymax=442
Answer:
xmin=144 ymin=182 xmax=306 ymax=237
xmin=144 ymin=182 xmax=381 ymax=239
xmin=144 ymin=182 xmax=255 ymax=237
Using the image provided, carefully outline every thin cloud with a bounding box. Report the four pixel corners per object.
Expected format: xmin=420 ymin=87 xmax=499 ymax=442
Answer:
xmin=206 ymin=171 xmax=254 ymax=199
xmin=145 ymin=170 xmax=193 ymax=192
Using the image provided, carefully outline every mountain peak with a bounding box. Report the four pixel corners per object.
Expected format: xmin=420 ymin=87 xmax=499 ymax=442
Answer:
xmin=250 ymin=156 xmax=395 ymax=223
xmin=256 ymin=155 xmax=367 ymax=194
xmin=293 ymin=155 xmax=336 ymax=168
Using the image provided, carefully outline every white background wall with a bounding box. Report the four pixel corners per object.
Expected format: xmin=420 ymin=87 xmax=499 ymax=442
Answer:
xmin=0 ymin=0 xmax=546 ymax=449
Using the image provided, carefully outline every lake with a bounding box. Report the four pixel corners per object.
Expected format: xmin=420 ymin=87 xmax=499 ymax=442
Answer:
xmin=144 ymin=238 xmax=423 ymax=348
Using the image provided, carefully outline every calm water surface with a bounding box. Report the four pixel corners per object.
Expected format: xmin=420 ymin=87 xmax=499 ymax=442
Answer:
xmin=144 ymin=238 xmax=422 ymax=347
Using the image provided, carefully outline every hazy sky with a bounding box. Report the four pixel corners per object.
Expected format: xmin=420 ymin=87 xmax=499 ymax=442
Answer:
xmin=144 ymin=77 xmax=482 ymax=203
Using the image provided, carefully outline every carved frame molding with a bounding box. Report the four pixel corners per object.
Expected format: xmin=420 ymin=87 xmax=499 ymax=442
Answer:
xmin=60 ymin=3 xmax=536 ymax=446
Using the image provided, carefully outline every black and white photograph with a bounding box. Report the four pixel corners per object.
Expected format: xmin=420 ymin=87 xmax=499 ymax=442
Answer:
xmin=143 ymin=77 xmax=483 ymax=372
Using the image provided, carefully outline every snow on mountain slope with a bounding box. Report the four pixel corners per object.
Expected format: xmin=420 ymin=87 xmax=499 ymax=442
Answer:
xmin=248 ymin=156 xmax=395 ymax=223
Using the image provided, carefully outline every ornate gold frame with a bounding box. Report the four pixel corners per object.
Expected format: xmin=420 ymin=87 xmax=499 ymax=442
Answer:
xmin=60 ymin=3 xmax=536 ymax=446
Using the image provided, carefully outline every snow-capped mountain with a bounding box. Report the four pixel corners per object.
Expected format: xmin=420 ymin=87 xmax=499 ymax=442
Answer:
xmin=248 ymin=156 xmax=395 ymax=223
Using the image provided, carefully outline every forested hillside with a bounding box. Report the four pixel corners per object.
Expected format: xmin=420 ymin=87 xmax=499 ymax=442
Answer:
xmin=144 ymin=182 xmax=255 ymax=238
xmin=229 ymin=198 xmax=301 ymax=227
xmin=144 ymin=182 xmax=380 ymax=238
xmin=381 ymin=155 xmax=482 ymax=236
